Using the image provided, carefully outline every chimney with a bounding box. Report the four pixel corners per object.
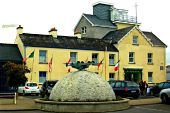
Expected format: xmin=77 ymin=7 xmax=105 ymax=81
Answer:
xmin=16 ymin=25 xmax=23 ymax=35
xmin=49 ymin=27 xmax=57 ymax=38
xmin=74 ymin=29 xmax=81 ymax=38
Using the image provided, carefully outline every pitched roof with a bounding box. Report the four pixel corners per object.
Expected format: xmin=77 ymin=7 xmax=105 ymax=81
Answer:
xmin=83 ymin=14 xmax=117 ymax=28
xmin=103 ymin=26 xmax=167 ymax=47
xmin=19 ymin=33 xmax=118 ymax=52
xmin=0 ymin=43 xmax=23 ymax=62
xmin=142 ymin=31 xmax=167 ymax=47
xmin=102 ymin=26 xmax=134 ymax=43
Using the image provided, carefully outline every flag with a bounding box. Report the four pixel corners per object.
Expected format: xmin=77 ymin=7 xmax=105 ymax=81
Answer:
xmin=66 ymin=58 xmax=71 ymax=66
xmin=23 ymin=57 xmax=27 ymax=63
xmin=97 ymin=59 xmax=104 ymax=70
xmin=48 ymin=57 xmax=53 ymax=72
xmin=28 ymin=51 xmax=34 ymax=58
xmin=22 ymin=51 xmax=34 ymax=63
xmin=114 ymin=60 xmax=120 ymax=71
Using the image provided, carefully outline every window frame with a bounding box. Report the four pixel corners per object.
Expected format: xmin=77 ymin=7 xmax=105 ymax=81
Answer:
xmin=39 ymin=71 xmax=46 ymax=84
xmin=39 ymin=50 xmax=47 ymax=64
xmin=147 ymin=53 xmax=153 ymax=64
xmin=129 ymin=52 xmax=135 ymax=63
xmin=109 ymin=73 xmax=115 ymax=80
xmin=70 ymin=52 xmax=77 ymax=63
xmin=81 ymin=26 xmax=87 ymax=34
xmin=148 ymin=72 xmax=153 ymax=83
xmin=132 ymin=35 xmax=138 ymax=45
xmin=109 ymin=54 xmax=115 ymax=65
xmin=92 ymin=53 xmax=98 ymax=65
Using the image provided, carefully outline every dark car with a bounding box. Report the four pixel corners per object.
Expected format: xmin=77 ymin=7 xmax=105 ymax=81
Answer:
xmin=150 ymin=81 xmax=170 ymax=96
xmin=40 ymin=80 xmax=58 ymax=98
xmin=108 ymin=80 xmax=140 ymax=99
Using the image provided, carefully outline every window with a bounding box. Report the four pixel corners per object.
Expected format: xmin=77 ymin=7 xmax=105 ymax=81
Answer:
xmin=160 ymin=66 xmax=164 ymax=70
xmin=39 ymin=71 xmax=46 ymax=83
xmin=81 ymin=26 xmax=87 ymax=34
xmin=132 ymin=36 xmax=138 ymax=44
xmin=109 ymin=73 xmax=115 ymax=80
xmin=109 ymin=54 xmax=115 ymax=65
xmin=129 ymin=52 xmax=135 ymax=63
xmin=70 ymin=52 xmax=77 ymax=63
xmin=148 ymin=72 xmax=153 ymax=83
xmin=148 ymin=53 xmax=153 ymax=64
xmin=39 ymin=50 xmax=47 ymax=63
xmin=92 ymin=53 xmax=98 ymax=64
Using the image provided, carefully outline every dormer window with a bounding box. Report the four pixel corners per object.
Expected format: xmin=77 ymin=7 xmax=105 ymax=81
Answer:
xmin=132 ymin=35 xmax=138 ymax=45
xmin=81 ymin=26 xmax=87 ymax=34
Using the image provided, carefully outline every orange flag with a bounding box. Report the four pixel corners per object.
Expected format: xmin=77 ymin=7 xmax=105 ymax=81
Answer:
xmin=97 ymin=59 xmax=104 ymax=70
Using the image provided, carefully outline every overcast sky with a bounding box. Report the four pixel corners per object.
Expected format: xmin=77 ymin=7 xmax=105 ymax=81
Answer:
xmin=0 ymin=0 xmax=169 ymax=64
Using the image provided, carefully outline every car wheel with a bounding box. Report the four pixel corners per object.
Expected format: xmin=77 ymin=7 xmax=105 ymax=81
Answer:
xmin=161 ymin=94 xmax=168 ymax=104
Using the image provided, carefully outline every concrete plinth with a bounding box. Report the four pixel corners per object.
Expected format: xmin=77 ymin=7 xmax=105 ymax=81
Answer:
xmin=35 ymin=98 xmax=130 ymax=113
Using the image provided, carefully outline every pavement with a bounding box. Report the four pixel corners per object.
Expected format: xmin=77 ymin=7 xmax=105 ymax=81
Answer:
xmin=0 ymin=96 xmax=162 ymax=111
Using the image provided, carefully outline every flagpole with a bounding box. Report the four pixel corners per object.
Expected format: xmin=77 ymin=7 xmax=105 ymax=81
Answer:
xmin=50 ymin=69 xmax=51 ymax=80
xmin=118 ymin=52 xmax=120 ymax=80
xmin=104 ymin=46 xmax=107 ymax=80
xmin=50 ymin=54 xmax=53 ymax=80
xmin=31 ymin=51 xmax=35 ymax=82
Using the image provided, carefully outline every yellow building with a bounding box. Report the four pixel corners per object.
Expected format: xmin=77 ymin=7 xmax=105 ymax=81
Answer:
xmin=103 ymin=26 xmax=167 ymax=85
xmin=15 ymin=26 xmax=119 ymax=85
xmin=74 ymin=2 xmax=167 ymax=85
xmin=15 ymin=2 xmax=167 ymax=85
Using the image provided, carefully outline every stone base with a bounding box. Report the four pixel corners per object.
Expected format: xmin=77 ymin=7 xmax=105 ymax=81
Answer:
xmin=34 ymin=98 xmax=130 ymax=113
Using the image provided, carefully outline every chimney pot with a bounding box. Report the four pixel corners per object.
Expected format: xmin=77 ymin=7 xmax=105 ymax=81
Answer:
xmin=49 ymin=27 xmax=57 ymax=38
xmin=17 ymin=25 xmax=23 ymax=35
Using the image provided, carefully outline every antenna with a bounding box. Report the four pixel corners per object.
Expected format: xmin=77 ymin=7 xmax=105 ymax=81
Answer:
xmin=2 ymin=24 xmax=18 ymax=28
xmin=135 ymin=2 xmax=138 ymax=24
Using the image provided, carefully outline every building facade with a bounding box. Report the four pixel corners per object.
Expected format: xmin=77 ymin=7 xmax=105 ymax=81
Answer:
xmin=15 ymin=26 xmax=118 ymax=85
xmin=74 ymin=2 xmax=167 ymax=85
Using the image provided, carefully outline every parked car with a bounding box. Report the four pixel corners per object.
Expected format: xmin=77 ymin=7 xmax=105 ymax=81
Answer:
xmin=40 ymin=80 xmax=58 ymax=98
xmin=18 ymin=82 xmax=40 ymax=95
xmin=150 ymin=81 xmax=170 ymax=96
xmin=159 ymin=88 xmax=170 ymax=104
xmin=108 ymin=80 xmax=140 ymax=99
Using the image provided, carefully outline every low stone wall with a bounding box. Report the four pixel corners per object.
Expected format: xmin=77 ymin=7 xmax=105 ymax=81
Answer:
xmin=34 ymin=98 xmax=130 ymax=113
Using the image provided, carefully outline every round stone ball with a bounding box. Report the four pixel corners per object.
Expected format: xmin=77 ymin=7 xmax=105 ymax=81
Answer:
xmin=49 ymin=71 xmax=116 ymax=102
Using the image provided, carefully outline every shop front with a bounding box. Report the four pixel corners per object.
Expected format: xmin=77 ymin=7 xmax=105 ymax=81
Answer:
xmin=123 ymin=68 xmax=143 ymax=83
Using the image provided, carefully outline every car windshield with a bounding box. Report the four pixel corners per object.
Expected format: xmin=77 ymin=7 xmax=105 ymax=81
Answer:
xmin=27 ymin=83 xmax=37 ymax=87
xmin=127 ymin=82 xmax=138 ymax=87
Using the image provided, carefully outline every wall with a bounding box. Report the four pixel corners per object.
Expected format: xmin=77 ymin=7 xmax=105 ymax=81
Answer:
xmin=115 ymin=22 xmax=136 ymax=29
xmin=24 ymin=46 xmax=118 ymax=84
xmin=74 ymin=16 xmax=114 ymax=39
xmin=117 ymin=28 xmax=166 ymax=83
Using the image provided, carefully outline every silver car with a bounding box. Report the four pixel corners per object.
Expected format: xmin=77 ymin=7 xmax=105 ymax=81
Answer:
xmin=159 ymin=88 xmax=170 ymax=104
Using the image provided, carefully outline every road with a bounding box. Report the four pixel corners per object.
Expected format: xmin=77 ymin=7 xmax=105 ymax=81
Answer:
xmin=0 ymin=104 xmax=169 ymax=113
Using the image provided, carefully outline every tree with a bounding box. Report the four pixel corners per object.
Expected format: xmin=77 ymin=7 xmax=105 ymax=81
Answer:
xmin=2 ymin=61 xmax=30 ymax=89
